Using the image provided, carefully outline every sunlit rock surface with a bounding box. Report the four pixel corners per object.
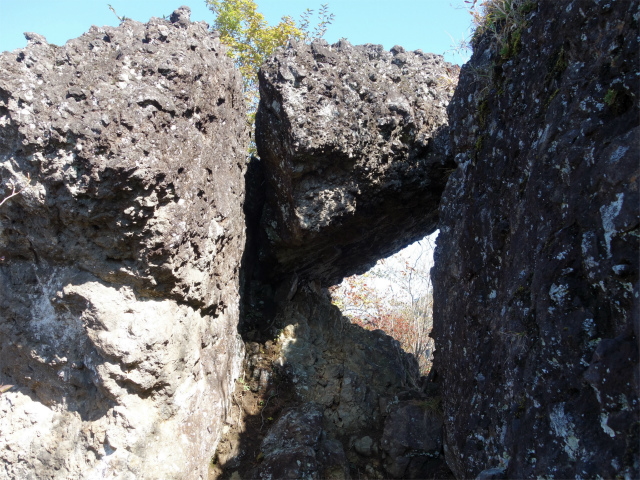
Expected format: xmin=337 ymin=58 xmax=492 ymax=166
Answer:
xmin=0 ymin=7 xmax=247 ymax=479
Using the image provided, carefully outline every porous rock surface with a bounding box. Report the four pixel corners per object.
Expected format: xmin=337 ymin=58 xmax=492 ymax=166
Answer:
xmin=432 ymin=1 xmax=639 ymax=478
xmin=256 ymin=39 xmax=456 ymax=285
xmin=0 ymin=7 xmax=247 ymax=479
xmin=243 ymin=286 xmax=449 ymax=479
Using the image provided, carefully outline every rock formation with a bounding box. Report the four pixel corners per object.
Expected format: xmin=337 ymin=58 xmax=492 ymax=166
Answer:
xmin=432 ymin=1 xmax=639 ymax=478
xmin=214 ymin=286 xmax=451 ymax=479
xmin=214 ymin=39 xmax=460 ymax=478
xmin=2 ymin=1 xmax=638 ymax=479
xmin=0 ymin=7 xmax=247 ymax=479
xmin=256 ymin=39 xmax=456 ymax=286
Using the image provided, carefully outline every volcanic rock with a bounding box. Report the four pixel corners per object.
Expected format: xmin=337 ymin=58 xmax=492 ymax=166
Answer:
xmin=0 ymin=8 xmax=247 ymax=479
xmin=432 ymin=1 xmax=639 ymax=478
xmin=256 ymin=39 xmax=456 ymax=286
xmin=243 ymin=285 xmax=450 ymax=479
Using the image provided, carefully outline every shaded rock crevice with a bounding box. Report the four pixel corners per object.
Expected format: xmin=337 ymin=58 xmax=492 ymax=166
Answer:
xmin=215 ymin=38 xmax=461 ymax=478
xmin=213 ymin=284 xmax=451 ymax=480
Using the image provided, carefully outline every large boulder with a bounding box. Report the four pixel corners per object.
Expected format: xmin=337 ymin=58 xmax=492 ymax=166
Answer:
xmin=0 ymin=7 xmax=247 ymax=479
xmin=432 ymin=1 xmax=639 ymax=478
xmin=255 ymin=39 xmax=456 ymax=286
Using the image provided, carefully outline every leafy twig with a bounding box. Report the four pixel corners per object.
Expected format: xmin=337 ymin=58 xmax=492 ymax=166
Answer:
xmin=107 ymin=4 xmax=127 ymax=22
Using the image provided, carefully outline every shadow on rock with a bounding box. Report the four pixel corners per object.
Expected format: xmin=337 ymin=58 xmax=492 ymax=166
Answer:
xmin=212 ymin=279 xmax=454 ymax=479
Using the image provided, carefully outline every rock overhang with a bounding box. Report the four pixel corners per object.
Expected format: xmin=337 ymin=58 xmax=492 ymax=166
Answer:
xmin=255 ymin=38 xmax=457 ymax=286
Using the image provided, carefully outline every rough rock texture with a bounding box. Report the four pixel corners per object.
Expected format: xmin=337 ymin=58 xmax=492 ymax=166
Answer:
xmin=380 ymin=398 xmax=443 ymax=478
xmin=274 ymin=285 xmax=420 ymax=436
xmin=236 ymin=286 xmax=451 ymax=479
xmin=432 ymin=1 xmax=639 ymax=478
xmin=248 ymin=403 xmax=347 ymax=480
xmin=255 ymin=39 xmax=456 ymax=286
xmin=0 ymin=8 xmax=247 ymax=479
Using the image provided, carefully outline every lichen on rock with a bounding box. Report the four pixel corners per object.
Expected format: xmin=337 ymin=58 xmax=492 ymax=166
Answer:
xmin=432 ymin=1 xmax=639 ymax=478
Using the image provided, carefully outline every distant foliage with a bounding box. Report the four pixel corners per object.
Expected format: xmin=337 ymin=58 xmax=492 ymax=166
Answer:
xmin=330 ymin=237 xmax=436 ymax=375
xmin=207 ymin=0 xmax=334 ymax=153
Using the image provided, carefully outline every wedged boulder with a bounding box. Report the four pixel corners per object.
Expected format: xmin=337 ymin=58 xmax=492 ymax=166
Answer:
xmin=432 ymin=1 xmax=639 ymax=478
xmin=256 ymin=39 xmax=456 ymax=286
xmin=0 ymin=7 xmax=247 ymax=479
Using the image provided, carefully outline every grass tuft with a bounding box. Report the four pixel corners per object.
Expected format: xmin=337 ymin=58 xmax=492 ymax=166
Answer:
xmin=468 ymin=0 xmax=537 ymax=56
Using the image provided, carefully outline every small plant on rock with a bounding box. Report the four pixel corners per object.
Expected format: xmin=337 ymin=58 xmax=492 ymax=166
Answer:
xmin=604 ymin=89 xmax=617 ymax=107
xmin=418 ymin=396 xmax=443 ymax=414
xmin=467 ymin=0 xmax=536 ymax=55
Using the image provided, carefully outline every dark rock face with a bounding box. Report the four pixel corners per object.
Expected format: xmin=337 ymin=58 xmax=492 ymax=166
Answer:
xmin=432 ymin=1 xmax=639 ymax=478
xmin=256 ymin=39 xmax=456 ymax=286
xmin=0 ymin=8 xmax=247 ymax=479
xmin=381 ymin=399 xmax=443 ymax=477
xmin=249 ymin=403 xmax=339 ymax=480
xmin=243 ymin=286 xmax=450 ymax=479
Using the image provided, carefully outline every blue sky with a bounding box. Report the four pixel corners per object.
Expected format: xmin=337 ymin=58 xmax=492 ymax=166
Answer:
xmin=0 ymin=0 xmax=473 ymax=64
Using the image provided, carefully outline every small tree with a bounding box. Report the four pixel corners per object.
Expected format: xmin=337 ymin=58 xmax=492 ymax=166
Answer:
xmin=207 ymin=0 xmax=334 ymax=153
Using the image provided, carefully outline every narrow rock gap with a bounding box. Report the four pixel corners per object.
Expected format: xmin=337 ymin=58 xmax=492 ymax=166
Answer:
xmin=2 ymin=3 xmax=636 ymax=479
xmin=212 ymin=153 xmax=451 ymax=478
xmin=210 ymin=38 xmax=457 ymax=480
